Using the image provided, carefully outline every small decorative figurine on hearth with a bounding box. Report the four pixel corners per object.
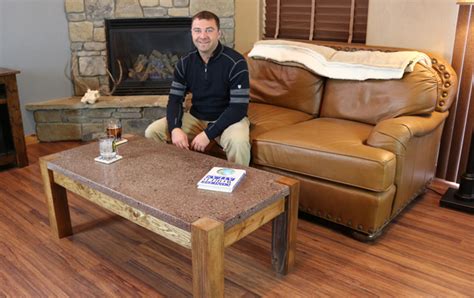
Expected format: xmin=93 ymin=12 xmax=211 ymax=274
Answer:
xmin=80 ymin=89 xmax=101 ymax=104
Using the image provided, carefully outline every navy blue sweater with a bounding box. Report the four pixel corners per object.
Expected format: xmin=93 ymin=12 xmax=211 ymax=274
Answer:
xmin=166 ymin=42 xmax=250 ymax=140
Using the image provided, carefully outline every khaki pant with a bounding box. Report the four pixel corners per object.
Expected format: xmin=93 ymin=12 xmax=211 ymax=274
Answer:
xmin=145 ymin=112 xmax=251 ymax=166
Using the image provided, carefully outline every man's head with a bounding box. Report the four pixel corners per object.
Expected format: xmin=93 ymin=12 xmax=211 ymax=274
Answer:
xmin=191 ymin=11 xmax=221 ymax=58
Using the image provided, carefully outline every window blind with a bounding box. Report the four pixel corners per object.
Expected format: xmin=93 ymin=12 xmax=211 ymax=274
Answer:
xmin=264 ymin=0 xmax=369 ymax=43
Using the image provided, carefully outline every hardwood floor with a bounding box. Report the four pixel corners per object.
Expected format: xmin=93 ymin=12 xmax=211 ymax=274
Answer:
xmin=0 ymin=141 xmax=473 ymax=296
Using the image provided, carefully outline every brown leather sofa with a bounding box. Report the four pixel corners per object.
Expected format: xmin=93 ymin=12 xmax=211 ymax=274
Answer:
xmin=243 ymin=41 xmax=457 ymax=240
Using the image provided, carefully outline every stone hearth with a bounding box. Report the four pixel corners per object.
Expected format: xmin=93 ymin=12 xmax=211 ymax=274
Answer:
xmin=26 ymin=96 xmax=167 ymax=141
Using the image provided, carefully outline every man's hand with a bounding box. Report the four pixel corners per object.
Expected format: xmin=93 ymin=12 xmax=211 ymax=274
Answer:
xmin=171 ymin=128 xmax=189 ymax=150
xmin=191 ymin=131 xmax=210 ymax=152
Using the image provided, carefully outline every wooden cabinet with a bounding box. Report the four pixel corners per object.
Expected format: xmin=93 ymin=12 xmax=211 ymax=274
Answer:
xmin=0 ymin=68 xmax=28 ymax=167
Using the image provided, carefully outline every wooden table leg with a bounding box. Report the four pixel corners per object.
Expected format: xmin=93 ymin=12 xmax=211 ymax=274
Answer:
xmin=39 ymin=155 xmax=72 ymax=238
xmin=191 ymin=217 xmax=224 ymax=298
xmin=272 ymin=177 xmax=300 ymax=275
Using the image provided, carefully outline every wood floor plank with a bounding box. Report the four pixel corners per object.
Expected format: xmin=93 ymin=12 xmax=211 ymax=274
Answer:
xmin=0 ymin=141 xmax=472 ymax=296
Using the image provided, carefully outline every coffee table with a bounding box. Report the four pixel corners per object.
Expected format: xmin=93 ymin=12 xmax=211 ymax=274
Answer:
xmin=39 ymin=137 xmax=299 ymax=297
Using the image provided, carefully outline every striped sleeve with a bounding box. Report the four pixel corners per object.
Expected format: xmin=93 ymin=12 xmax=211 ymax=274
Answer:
xmin=166 ymin=59 xmax=187 ymax=133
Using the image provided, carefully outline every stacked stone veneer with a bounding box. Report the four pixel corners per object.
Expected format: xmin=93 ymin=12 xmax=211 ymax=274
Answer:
xmin=65 ymin=0 xmax=235 ymax=95
xmin=26 ymin=96 xmax=167 ymax=141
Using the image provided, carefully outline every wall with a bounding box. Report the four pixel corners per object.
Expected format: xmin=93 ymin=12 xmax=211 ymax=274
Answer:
xmin=235 ymin=0 xmax=262 ymax=54
xmin=366 ymin=0 xmax=459 ymax=61
xmin=0 ymin=1 xmax=4 ymax=61
xmin=0 ymin=0 xmax=72 ymax=135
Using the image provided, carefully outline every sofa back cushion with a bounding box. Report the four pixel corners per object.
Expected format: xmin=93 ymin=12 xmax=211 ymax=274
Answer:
xmin=248 ymin=57 xmax=324 ymax=116
xmin=320 ymin=63 xmax=438 ymax=125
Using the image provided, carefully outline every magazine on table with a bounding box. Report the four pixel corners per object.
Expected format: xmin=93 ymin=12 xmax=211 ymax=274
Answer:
xmin=197 ymin=167 xmax=246 ymax=193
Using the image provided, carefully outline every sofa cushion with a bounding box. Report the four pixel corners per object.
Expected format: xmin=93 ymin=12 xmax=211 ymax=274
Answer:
xmin=248 ymin=57 xmax=324 ymax=116
xmin=206 ymin=102 xmax=313 ymax=160
xmin=248 ymin=102 xmax=313 ymax=140
xmin=320 ymin=63 xmax=438 ymax=125
xmin=252 ymin=118 xmax=396 ymax=192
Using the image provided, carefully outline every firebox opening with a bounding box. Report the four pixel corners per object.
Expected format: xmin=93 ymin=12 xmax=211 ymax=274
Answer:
xmin=106 ymin=17 xmax=193 ymax=96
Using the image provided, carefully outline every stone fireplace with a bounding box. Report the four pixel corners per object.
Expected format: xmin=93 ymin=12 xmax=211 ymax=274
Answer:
xmin=25 ymin=0 xmax=235 ymax=142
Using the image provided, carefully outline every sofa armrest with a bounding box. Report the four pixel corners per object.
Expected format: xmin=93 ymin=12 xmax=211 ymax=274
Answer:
xmin=366 ymin=111 xmax=448 ymax=155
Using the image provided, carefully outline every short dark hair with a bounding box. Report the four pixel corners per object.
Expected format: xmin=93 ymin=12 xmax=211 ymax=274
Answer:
xmin=191 ymin=10 xmax=220 ymax=30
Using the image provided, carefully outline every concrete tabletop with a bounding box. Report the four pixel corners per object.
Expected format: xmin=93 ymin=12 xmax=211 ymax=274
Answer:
xmin=47 ymin=137 xmax=289 ymax=231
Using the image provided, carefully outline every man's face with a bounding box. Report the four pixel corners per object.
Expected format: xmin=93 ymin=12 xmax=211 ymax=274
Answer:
xmin=191 ymin=18 xmax=221 ymax=57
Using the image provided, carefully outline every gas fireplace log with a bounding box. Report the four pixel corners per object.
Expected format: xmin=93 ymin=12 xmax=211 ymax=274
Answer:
xmin=134 ymin=54 xmax=148 ymax=73
xmin=150 ymin=50 xmax=162 ymax=59
xmin=128 ymin=51 xmax=180 ymax=81
xmin=163 ymin=58 xmax=175 ymax=75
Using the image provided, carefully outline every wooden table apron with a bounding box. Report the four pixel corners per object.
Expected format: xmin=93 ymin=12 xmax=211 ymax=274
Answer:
xmin=39 ymin=153 xmax=299 ymax=298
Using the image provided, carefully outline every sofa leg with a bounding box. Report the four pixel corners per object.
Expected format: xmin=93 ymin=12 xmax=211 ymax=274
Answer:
xmin=351 ymin=229 xmax=383 ymax=242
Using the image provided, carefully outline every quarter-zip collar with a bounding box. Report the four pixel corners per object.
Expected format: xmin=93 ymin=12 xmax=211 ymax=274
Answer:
xmin=198 ymin=42 xmax=223 ymax=81
xmin=208 ymin=42 xmax=224 ymax=63
xmin=197 ymin=42 xmax=224 ymax=65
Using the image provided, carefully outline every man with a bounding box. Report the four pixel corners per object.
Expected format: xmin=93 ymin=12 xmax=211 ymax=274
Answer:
xmin=145 ymin=10 xmax=251 ymax=166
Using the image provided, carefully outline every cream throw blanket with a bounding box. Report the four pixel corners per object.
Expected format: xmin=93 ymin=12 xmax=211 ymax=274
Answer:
xmin=248 ymin=40 xmax=432 ymax=80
